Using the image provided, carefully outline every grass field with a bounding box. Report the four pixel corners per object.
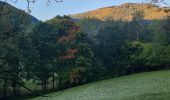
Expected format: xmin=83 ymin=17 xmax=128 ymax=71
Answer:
xmin=30 ymin=70 xmax=170 ymax=100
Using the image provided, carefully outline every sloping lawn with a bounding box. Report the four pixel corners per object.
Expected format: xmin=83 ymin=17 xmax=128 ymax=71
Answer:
xmin=30 ymin=70 xmax=170 ymax=100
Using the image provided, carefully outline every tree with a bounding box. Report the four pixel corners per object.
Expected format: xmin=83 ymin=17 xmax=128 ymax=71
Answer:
xmin=29 ymin=22 xmax=56 ymax=91
xmin=95 ymin=20 xmax=127 ymax=76
xmin=131 ymin=10 xmax=145 ymax=41
xmin=161 ymin=16 xmax=170 ymax=45
xmin=150 ymin=0 xmax=165 ymax=3
xmin=0 ymin=6 xmax=31 ymax=97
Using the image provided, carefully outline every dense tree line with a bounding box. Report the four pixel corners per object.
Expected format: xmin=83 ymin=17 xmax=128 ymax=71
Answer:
xmin=78 ymin=12 xmax=170 ymax=79
xmin=0 ymin=11 xmax=94 ymax=98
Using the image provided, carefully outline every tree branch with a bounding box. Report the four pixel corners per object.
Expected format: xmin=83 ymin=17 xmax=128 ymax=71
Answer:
xmin=0 ymin=0 xmax=7 ymax=16
xmin=0 ymin=76 xmax=43 ymax=96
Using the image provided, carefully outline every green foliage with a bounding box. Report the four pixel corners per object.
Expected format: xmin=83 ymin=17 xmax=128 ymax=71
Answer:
xmin=78 ymin=17 xmax=170 ymax=79
xmin=0 ymin=4 xmax=170 ymax=98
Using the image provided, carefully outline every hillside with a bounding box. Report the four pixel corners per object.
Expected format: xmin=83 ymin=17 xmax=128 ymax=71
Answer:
xmin=0 ymin=1 xmax=39 ymax=23
xmin=71 ymin=3 xmax=170 ymax=21
xmin=30 ymin=70 xmax=170 ymax=100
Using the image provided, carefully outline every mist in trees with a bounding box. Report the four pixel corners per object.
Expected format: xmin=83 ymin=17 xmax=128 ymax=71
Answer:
xmin=78 ymin=13 xmax=170 ymax=77
xmin=0 ymin=1 xmax=170 ymax=99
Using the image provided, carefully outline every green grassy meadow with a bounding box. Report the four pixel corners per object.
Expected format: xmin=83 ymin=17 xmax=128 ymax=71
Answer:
xmin=29 ymin=70 xmax=170 ymax=100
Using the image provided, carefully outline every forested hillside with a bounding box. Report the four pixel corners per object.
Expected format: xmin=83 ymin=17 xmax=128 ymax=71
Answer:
xmin=0 ymin=1 xmax=169 ymax=99
xmin=0 ymin=1 xmax=39 ymax=23
xmin=71 ymin=3 xmax=170 ymax=20
xmin=77 ymin=15 xmax=170 ymax=79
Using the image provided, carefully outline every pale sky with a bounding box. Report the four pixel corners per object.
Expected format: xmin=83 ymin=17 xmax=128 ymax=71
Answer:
xmin=2 ymin=0 xmax=170 ymax=21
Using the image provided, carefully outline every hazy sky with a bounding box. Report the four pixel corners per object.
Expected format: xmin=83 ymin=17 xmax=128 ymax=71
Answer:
xmin=3 ymin=0 xmax=169 ymax=21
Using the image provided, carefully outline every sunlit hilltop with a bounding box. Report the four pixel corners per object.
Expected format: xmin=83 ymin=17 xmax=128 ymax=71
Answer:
xmin=71 ymin=3 xmax=170 ymax=20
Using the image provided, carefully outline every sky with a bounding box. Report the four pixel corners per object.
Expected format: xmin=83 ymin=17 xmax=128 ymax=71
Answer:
xmin=2 ymin=0 xmax=170 ymax=21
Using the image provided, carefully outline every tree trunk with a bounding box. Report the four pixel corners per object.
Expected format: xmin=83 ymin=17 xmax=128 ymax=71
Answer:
xmin=58 ymin=77 xmax=63 ymax=90
xmin=42 ymin=80 xmax=47 ymax=91
xmin=136 ymin=29 xmax=139 ymax=41
xmin=12 ymin=81 xmax=17 ymax=96
xmin=45 ymin=80 xmax=48 ymax=90
xmin=3 ymin=79 xmax=8 ymax=98
xmin=41 ymin=80 xmax=44 ymax=91
xmin=52 ymin=72 xmax=55 ymax=89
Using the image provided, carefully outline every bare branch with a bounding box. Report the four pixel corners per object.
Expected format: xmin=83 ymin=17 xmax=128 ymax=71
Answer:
xmin=0 ymin=76 xmax=40 ymax=95
xmin=20 ymin=0 xmax=62 ymax=13
xmin=150 ymin=0 xmax=168 ymax=5
xmin=0 ymin=0 xmax=7 ymax=16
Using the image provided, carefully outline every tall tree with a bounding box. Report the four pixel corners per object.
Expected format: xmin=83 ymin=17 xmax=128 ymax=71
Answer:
xmin=131 ymin=10 xmax=145 ymax=41
xmin=0 ymin=7 xmax=31 ymax=97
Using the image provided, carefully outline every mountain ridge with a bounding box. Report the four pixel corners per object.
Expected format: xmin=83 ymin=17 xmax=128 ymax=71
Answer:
xmin=0 ymin=1 xmax=39 ymax=23
xmin=70 ymin=3 xmax=170 ymax=21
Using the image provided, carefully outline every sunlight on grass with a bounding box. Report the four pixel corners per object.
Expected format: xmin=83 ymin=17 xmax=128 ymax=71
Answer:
xmin=30 ymin=70 xmax=170 ymax=100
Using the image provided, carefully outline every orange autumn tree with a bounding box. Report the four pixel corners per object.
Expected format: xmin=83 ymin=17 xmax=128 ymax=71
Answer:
xmin=47 ymin=16 xmax=93 ymax=87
